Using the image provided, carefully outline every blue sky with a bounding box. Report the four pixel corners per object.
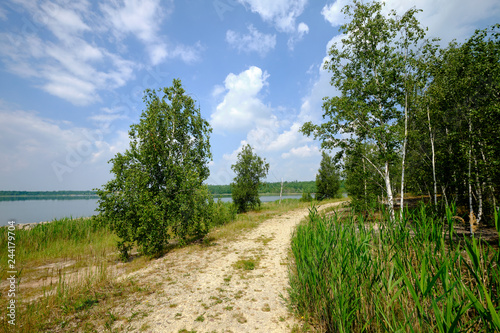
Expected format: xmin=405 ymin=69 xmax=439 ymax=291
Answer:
xmin=0 ymin=0 xmax=499 ymax=191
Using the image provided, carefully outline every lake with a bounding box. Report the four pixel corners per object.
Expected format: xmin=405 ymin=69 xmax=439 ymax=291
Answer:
xmin=0 ymin=194 xmax=303 ymax=226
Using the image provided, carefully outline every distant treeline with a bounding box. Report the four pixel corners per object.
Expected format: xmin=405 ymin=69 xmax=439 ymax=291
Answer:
xmin=0 ymin=191 xmax=98 ymax=201
xmin=207 ymin=181 xmax=318 ymax=195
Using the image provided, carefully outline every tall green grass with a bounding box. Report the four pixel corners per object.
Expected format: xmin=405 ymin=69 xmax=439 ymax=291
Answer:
xmin=288 ymin=205 xmax=500 ymax=332
xmin=0 ymin=216 xmax=116 ymax=263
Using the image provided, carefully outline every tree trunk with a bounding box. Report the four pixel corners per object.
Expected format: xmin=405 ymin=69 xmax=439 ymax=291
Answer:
xmin=468 ymin=116 xmax=475 ymax=235
xmin=385 ymin=161 xmax=395 ymax=222
xmin=474 ymin=156 xmax=483 ymax=224
xmin=363 ymin=158 xmax=368 ymax=211
xmin=279 ymin=178 xmax=283 ymax=204
xmin=427 ymin=106 xmax=437 ymax=206
xmin=400 ymin=89 xmax=408 ymax=220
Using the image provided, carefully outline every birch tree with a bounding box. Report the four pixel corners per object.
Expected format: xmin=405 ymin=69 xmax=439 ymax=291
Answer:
xmin=301 ymin=0 xmax=425 ymax=221
xmin=96 ymin=79 xmax=213 ymax=258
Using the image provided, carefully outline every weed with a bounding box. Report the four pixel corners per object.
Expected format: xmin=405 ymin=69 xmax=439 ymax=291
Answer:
xmin=233 ymin=258 xmax=257 ymax=271
xmin=233 ymin=312 xmax=247 ymax=324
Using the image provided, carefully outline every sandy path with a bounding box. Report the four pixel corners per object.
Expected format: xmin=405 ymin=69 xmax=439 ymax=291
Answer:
xmin=116 ymin=202 xmax=342 ymax=333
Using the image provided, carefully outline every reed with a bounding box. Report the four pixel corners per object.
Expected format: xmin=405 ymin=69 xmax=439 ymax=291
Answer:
xmin=288 ymin=204 xmax=500 ymax=332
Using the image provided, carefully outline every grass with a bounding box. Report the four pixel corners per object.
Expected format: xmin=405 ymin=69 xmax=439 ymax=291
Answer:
xmin=0 ymin=216 xmax=117 ymax=264
xmin=234 ymin=258 xmax=257 ymax=271
xmin=288 ymin=204 xmax=500 ymax=332
xmin=0 ymin=216 xmax=154 ymax=332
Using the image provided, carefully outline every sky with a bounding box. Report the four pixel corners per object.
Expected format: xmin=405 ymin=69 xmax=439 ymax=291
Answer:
xmin=0 ymin=0 xmax=499 ymax=191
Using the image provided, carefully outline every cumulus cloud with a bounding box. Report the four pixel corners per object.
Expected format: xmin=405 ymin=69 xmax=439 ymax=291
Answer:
xmin=321 ymin=0 xmax=350 ymax=27
xmin=226 ymin=25 xmax=276 ymax=57
xmin=210 ymin=66 xmax=272 ymax=131
xmin=282 ymin=145 xmax=320 ymax=159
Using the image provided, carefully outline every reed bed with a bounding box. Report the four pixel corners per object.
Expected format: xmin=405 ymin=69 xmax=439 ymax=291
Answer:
xmin=288 ymin=204 xmax=500 ymax=332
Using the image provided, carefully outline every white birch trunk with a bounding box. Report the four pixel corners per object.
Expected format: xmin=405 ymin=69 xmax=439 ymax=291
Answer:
xmin=400 ymin=90 xmax=408 ymax=220
xmin=474 ymin=156 xmax=483 ymax=224
xmin=427 ymin=106 xmax=437 ymax=206
xmin=468 ymin=117 xmax=475 ymax=235
xmin=279 ymin=178 xmax=283 ymax=204
xmin=385 ymin=161 xmax=395 ymax=222
xmin=363 ymin=158 xmax=368 ymax=210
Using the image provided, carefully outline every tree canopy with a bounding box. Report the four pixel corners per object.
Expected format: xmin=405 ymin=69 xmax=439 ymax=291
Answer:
xmin=96 ymin=79 xmax=213 ymax=258
xmin=316 ymin=152 xmax=341 ymax=201
xmin=231 ymin=144 xmax=269 ymax=213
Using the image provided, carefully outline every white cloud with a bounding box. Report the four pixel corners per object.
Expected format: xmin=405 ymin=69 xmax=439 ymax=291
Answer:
xmin=282 ymin=145 xmax=320 ymax=159
xmin=0 ymin=1 xmax=137 ymax=105
xmin=321 ymin=0 xmax=349 ymax=27
xmin=210 ymin=66 xmax=272 ymax=131
xmin=267 ymin=122 xmax=308 ymax=151
xmin=100 ymin=0 xmax=166 ymax=43
xmin=322 ymin=0 xmax=500 ymax=44
xmin=226 ymin=25 xmax=276 ymax=57
xmin=0 ymin=0 xmax=203 ymax=105
xmin=101 ymin=0 xmax=201 ymax=65
xmin=238 ymin=0 xmax=308 ymax=33
xmin=0 ymin=30 xmax=136 ymax=105
xmin=287 ymin=21 xmax=309 ymax=50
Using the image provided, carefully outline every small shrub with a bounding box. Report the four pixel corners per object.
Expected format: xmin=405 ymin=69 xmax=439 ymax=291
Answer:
xmin=299 ymin=191 xmax=313 ymax=202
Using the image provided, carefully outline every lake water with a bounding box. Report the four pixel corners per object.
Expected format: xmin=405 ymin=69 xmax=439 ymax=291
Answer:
xmin=0 ymin=194 xmax=302 ymax=226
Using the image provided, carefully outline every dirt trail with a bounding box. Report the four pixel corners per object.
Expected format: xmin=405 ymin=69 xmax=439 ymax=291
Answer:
xmin=115 ymin=202 xmax=343 ymax=333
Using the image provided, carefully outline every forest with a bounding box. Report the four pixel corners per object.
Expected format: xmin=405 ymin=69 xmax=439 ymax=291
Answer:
xmin=207 ymin=180 xmax=318 ymax=195
xmin=302 ymin=6 xmax=500 ymax=224
xmin=0 ymin=190 xmax=98 ymax=200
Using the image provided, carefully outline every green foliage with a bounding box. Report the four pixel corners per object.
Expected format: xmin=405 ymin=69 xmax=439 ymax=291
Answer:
xmin=231 ymin=144 xmax=269 ymax=213
xmin=343 ymin=144 xmax=381 ymax=212
xmin=260 ymin=180 xmax=317 ymax=194
xmin=209 ymin=199 xmax=237 ymax=227
xmin=316 ymin=151 xmax=341 ymax=201
xmin=0 ymin=191 xmax=97 ymax=201
xmin=301 ymin=0 xmax=425 ymax=220
xmin=407 ymin=24 xmax=500 ymax=219
xmin=95 ymin=79 xmax=212 ymax=258
xmin=289 ymin=206 xmax=500 ymax=332
xmin=300 ymin=191 xmax=313 ymax=202
xmin=207 ymin=181 xmax=317 ymax=195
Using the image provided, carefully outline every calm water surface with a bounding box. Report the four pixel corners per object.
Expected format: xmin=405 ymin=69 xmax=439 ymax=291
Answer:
xmin=0 ymin=195 xmax=302 ymax=226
